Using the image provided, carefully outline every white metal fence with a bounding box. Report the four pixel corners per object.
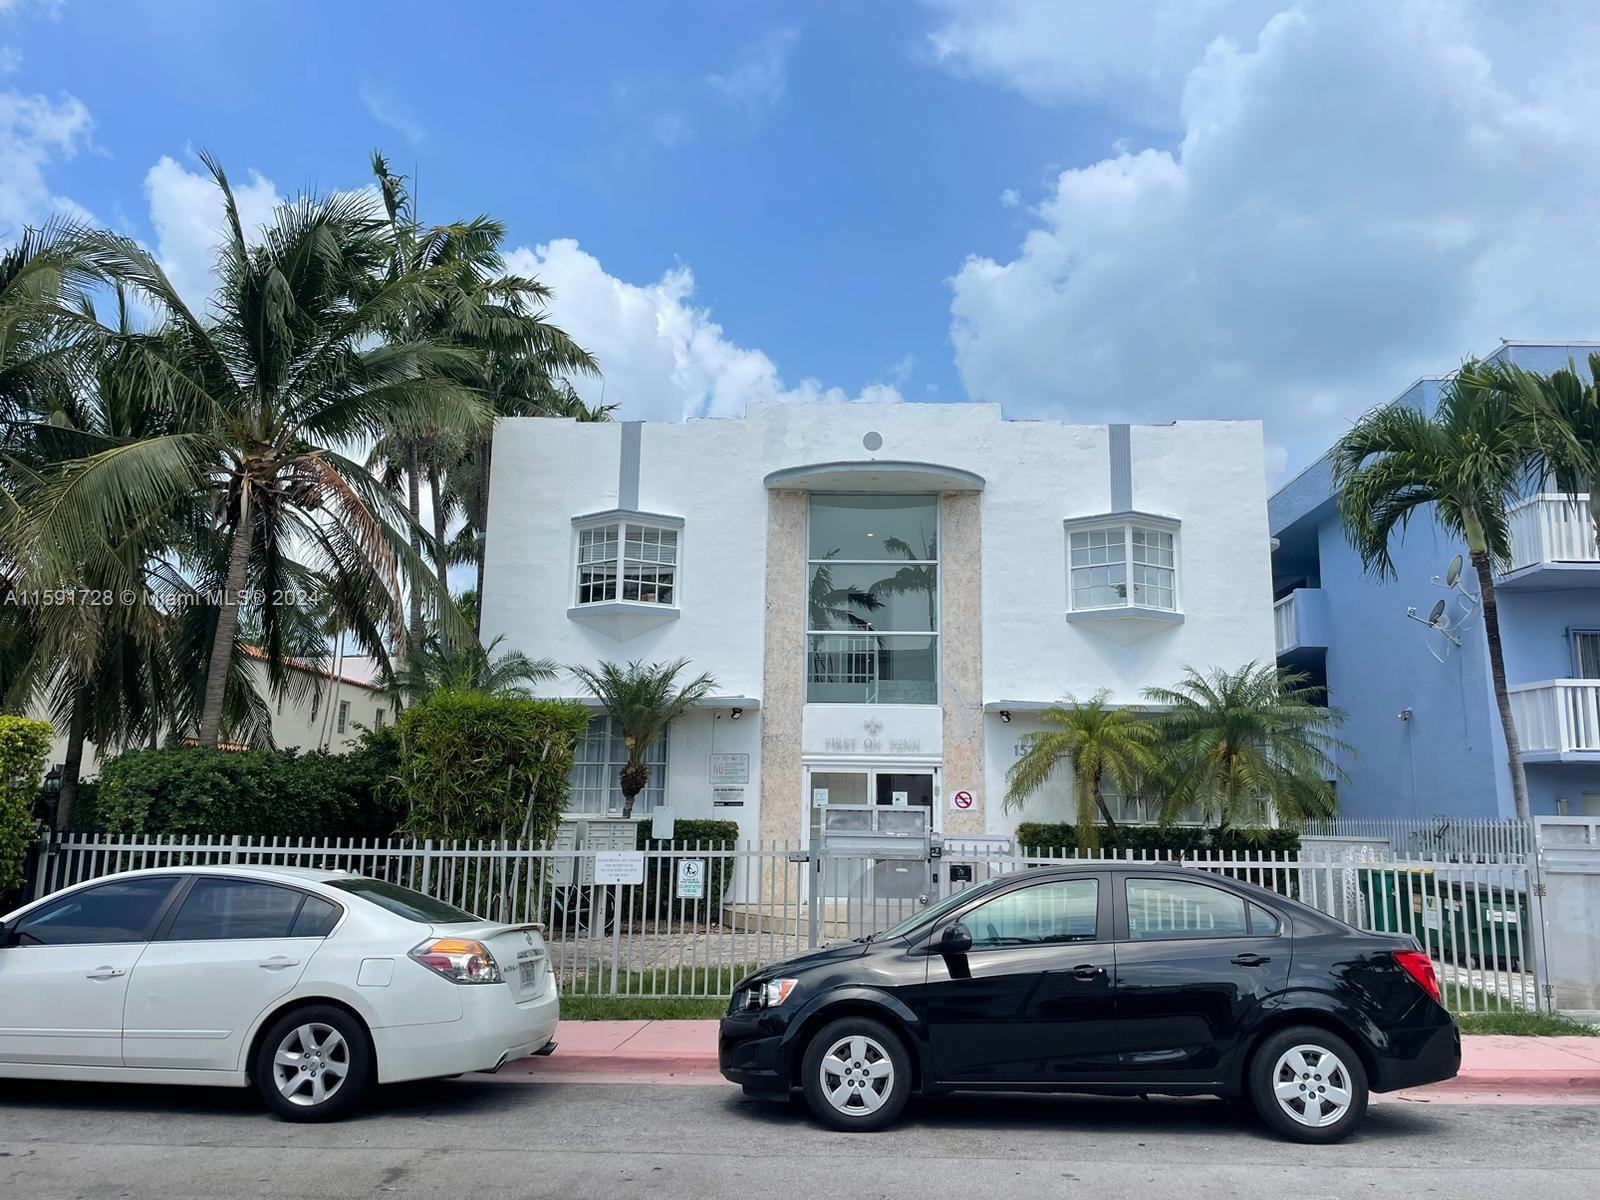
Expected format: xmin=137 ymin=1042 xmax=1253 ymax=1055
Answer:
xmin=25 ymin=831 xmax=1546 ymax=1012
xmin=1298 ymin=817 xmax=1533 ymax=860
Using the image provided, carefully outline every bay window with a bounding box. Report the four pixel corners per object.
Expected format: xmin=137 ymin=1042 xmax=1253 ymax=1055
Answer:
xmin=1067 ymin=517 xmax=1179 ymax=613
xmin=575 ymin=517 xmax=678 ymax=607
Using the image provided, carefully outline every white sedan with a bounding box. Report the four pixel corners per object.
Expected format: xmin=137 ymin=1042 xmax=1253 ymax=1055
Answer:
xmin=0 ymin=865 xmax=559 ymax=1121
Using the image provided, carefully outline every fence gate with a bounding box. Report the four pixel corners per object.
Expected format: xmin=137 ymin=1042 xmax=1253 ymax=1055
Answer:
xmin=811 ymin=804 xmax=938 ymax=945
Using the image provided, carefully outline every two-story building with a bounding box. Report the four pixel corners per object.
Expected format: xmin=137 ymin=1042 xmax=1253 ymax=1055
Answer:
xmin=480 ymin=401 xmax=1276 ymax=844
xmin=1270 ymin=341 xmax=1600 ymax=820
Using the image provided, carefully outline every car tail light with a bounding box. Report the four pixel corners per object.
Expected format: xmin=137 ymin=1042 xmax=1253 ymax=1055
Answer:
xmin=1393 ymin=950 xmax=1441 ymax=1004
xmin=410 ymin=938 xmax=503 ymax=984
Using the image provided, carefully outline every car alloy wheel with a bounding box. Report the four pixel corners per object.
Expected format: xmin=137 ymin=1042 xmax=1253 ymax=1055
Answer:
xmin=819 ymin=1034 xmax=895 ymax=1116
xmin=272 ymin=1022 xmax=351 ymax=1108
xmin=800 ymin=1016 xmax=911 ymax=1132
xmin=1270 ymin=1043 xmax=1354 ymax=1128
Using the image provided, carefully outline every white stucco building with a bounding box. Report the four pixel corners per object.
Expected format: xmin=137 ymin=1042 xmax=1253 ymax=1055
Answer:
xmin=480 ymin=402 xmax=1276 ymax=846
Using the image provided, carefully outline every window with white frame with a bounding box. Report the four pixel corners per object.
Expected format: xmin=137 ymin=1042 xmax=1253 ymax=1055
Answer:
xmin=567 ymin=715 xmax=668 ymax=814
xmin=336 ymin=700 xmax=350 ymax=736
xmin=1573 ymin=630 xmax=1600 ymax=679
xmin=576 ymin=519 xmax=679 ymax=606
xmin=1068 ymin=520 xmax=1178 ymax=612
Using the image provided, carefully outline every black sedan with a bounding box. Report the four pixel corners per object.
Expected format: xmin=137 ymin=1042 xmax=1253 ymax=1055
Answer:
xmin=720 ymin=863 xmax=1459 ymax=1142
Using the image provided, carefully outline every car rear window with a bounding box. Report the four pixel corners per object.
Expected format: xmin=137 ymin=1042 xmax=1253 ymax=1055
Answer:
xmin=327 ymin=878 xmax=478 ymax=923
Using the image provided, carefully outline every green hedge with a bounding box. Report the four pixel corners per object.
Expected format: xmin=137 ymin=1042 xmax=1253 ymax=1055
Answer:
xmin=397 ymin=693 xmax=589 ymax=845
xmin=1015 ymin=822 xmax=1301 ymax=856
xmin=96 ymin=731 xmax=404 ymax=838
xmin=637 ymin=819 xmax=741 ymax=850
xmin=637 ymin=819 xmax=742 ymax=918
xmin=0 ymin=716 xmax=53 ymax=899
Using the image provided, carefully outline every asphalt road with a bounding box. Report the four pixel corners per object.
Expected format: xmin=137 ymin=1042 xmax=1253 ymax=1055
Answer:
xmin=1 ymin=1077 xmax=1597 ymax=1199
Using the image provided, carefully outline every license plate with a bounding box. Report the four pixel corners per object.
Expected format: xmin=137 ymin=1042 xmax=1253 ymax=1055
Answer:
xmin=519 ymin=956 xmax=542 ymax=988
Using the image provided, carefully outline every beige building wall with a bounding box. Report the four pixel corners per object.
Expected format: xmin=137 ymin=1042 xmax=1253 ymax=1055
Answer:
xmin=939 ymin=491 xmax=985 ymax=835
xmin=758 ymin=490 xmax=808 ymax=845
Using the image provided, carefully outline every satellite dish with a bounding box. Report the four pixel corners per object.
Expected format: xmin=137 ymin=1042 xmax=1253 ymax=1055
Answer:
xmin=1406 ymin=597 xmax=1462 ymax=661
xmin=1444 ymin=555 xmax=1463 ymax=588
xmin=1427 ymin=599 xmax=1448 ymax=627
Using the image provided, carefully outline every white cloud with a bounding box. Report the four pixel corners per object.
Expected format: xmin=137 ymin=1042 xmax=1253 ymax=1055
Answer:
xmin=0 ymin=46 xmax=20 ymax=75
xmin=359 ymin=83 xmax=425 ymax=145
xmin=998 ymin=187 xmax=1020 ymax=208
xmin=144 ymin=155 xmax=282 ymax=304
xmin=707 ymin=28 xmax=798 ymax=111
xmin=923 ymin=0 xmax=1283 ymax=123
xmin=941 ymin=0 xmax=1600 ymax=474
xmin=0 ymin=88 xmax=91 ymax=232
xmin=505 ymin=238 xmax=903 ymax=420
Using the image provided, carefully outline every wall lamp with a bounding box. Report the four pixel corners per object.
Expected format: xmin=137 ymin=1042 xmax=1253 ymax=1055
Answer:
xmin=998 ymin=710 xmax=1012 ymax=724
xmin=730 ymin=707 xmax=743 ymax=720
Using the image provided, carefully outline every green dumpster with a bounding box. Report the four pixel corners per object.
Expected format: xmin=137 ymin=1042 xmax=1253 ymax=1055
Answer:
xmin=1359 ymin=868 xmax=1525 ymax=971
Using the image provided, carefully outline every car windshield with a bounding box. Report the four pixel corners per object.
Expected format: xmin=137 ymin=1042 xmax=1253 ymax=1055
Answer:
xmin=873 ymin=877 xmax=1008 ymax=942
xmin=327 ymin=878 xmax=478 ymax=923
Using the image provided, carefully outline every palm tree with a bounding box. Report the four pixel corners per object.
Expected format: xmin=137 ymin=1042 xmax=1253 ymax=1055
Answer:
xmin=567 ymin=658 xmax=716 ymax=818
xmin=1144 ymin=663 xmax=1348 ymax=835
xmin=368 ymin=156 xmax=598 ymax=646
xmin=1332 ymin=370 xmax=1532 ymax=819
xmin=1002 ymin=692 xmax=1160 ymax=850
xmin=28 ymin=153 xmax=491 ymax=747
xmin=1506 ymin=354 xmax=1600 ymax=554
xmin=390 ymin=632 xmax=556 ymax=704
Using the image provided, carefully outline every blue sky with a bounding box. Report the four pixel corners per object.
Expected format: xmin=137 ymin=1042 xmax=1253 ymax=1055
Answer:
xmin=6 ymin=1 xmax=1600 ymax=478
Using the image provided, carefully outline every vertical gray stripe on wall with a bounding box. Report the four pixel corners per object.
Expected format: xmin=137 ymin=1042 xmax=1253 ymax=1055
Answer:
xmin=1109 ymin=424 xmax=1132 ymax=512
xmin=619 ymin=421 xmax=642 ymax=510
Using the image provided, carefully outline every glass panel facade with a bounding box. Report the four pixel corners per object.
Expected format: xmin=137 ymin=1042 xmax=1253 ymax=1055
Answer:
xmin=806 ymin=563 xmax=937 ymax=631
xmin=806 ymin=633 xmax=937 ymax=704
xmin=807 ymin=494 xmax=939 ymax=705
xmin=809 ymin=495 xmax=938 ymax=561
xmin=567 ymin=715 xmax=668 ymax=814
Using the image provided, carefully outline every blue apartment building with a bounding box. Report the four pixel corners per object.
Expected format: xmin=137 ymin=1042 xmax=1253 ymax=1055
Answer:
xmin=1270 ymin=342 xmax=1600 ymax=820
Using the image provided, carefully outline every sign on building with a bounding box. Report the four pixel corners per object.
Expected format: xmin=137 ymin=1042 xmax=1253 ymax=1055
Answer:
xmin=713 ymin=785 xmax=745 ymax=808
xmin=709 ymin=752 xmax=750 ymax=785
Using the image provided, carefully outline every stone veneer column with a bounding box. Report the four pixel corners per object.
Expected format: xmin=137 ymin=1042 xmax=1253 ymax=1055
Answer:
xmin=940 ymin=492 xmax=985 ymax=836
xmin=759 ymin=490 xmax=808 ymax=845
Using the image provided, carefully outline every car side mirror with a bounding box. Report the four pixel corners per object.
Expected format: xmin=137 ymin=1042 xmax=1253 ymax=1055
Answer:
xmin=0 ymin=919 xmax=18 ymax=949
xmin=940 ymin=922 xmax=972 ymax=955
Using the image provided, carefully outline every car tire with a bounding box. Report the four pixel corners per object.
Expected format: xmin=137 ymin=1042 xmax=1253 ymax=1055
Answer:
xmin=1248 ymin=1026 xmax=1368 ymax=1144
xmin=800 ymin=1017 xmax=912 ymax=1132
xmin=253 ymin=1005 xmax=374 ymax=1123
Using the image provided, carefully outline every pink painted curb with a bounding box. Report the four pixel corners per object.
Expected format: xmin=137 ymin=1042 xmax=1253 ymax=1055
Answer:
xmin=490 ymin=1021 xmax=1600 ymax=1097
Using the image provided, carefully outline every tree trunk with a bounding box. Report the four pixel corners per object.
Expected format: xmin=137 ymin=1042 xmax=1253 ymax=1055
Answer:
xmin=1091 ymin=775 xmax=1123 ymax=852
xmin=619 ymin=760 xmax=650 ymax=820
xmin=474 ymin=435 xmax=492 ymax=635
xmin=198 ymin=487 xmax=252 ymax=747
xmin=406 ymin=441 xmax=423 ymax=654
xmin=55 ymin=694 xmax=89 ymax=831
xmin=428 ymin=456 xmax=450 ymax=650
xmin=1471 ymin=550 xmax=1531 ymax=821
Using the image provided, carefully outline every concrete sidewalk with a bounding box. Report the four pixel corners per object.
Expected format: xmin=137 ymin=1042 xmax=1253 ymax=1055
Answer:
xmin=496 ymin=1021 xmax=1600 ymax=1101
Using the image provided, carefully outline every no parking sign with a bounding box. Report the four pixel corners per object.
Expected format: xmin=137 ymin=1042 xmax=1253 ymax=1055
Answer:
xmin=949 ymin=789 xmax=975 ymax=813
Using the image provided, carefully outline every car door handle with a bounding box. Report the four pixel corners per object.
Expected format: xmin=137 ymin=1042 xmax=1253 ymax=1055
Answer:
xmin=259 ymin=956 xmax=301 ymax=970
xmin=1070 ymin=963 xmax=1105 ymax=980
xmin=85 ymin=967 xmax=126 ymax=980
xmin=1231 ymin=953 xmax=1271 ymax=967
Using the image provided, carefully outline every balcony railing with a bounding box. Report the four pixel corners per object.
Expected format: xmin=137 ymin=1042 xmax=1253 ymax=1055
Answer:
xmin=1273 ymin=588 xmax=1328 ymax=656
xmin=1273 ymin=594 xmax=1298 ymax=655
xmin=1504 ymin=493 xmax=1598 ymax=573
xmin=1509 ymin=680 xmax=1600 ymax=755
